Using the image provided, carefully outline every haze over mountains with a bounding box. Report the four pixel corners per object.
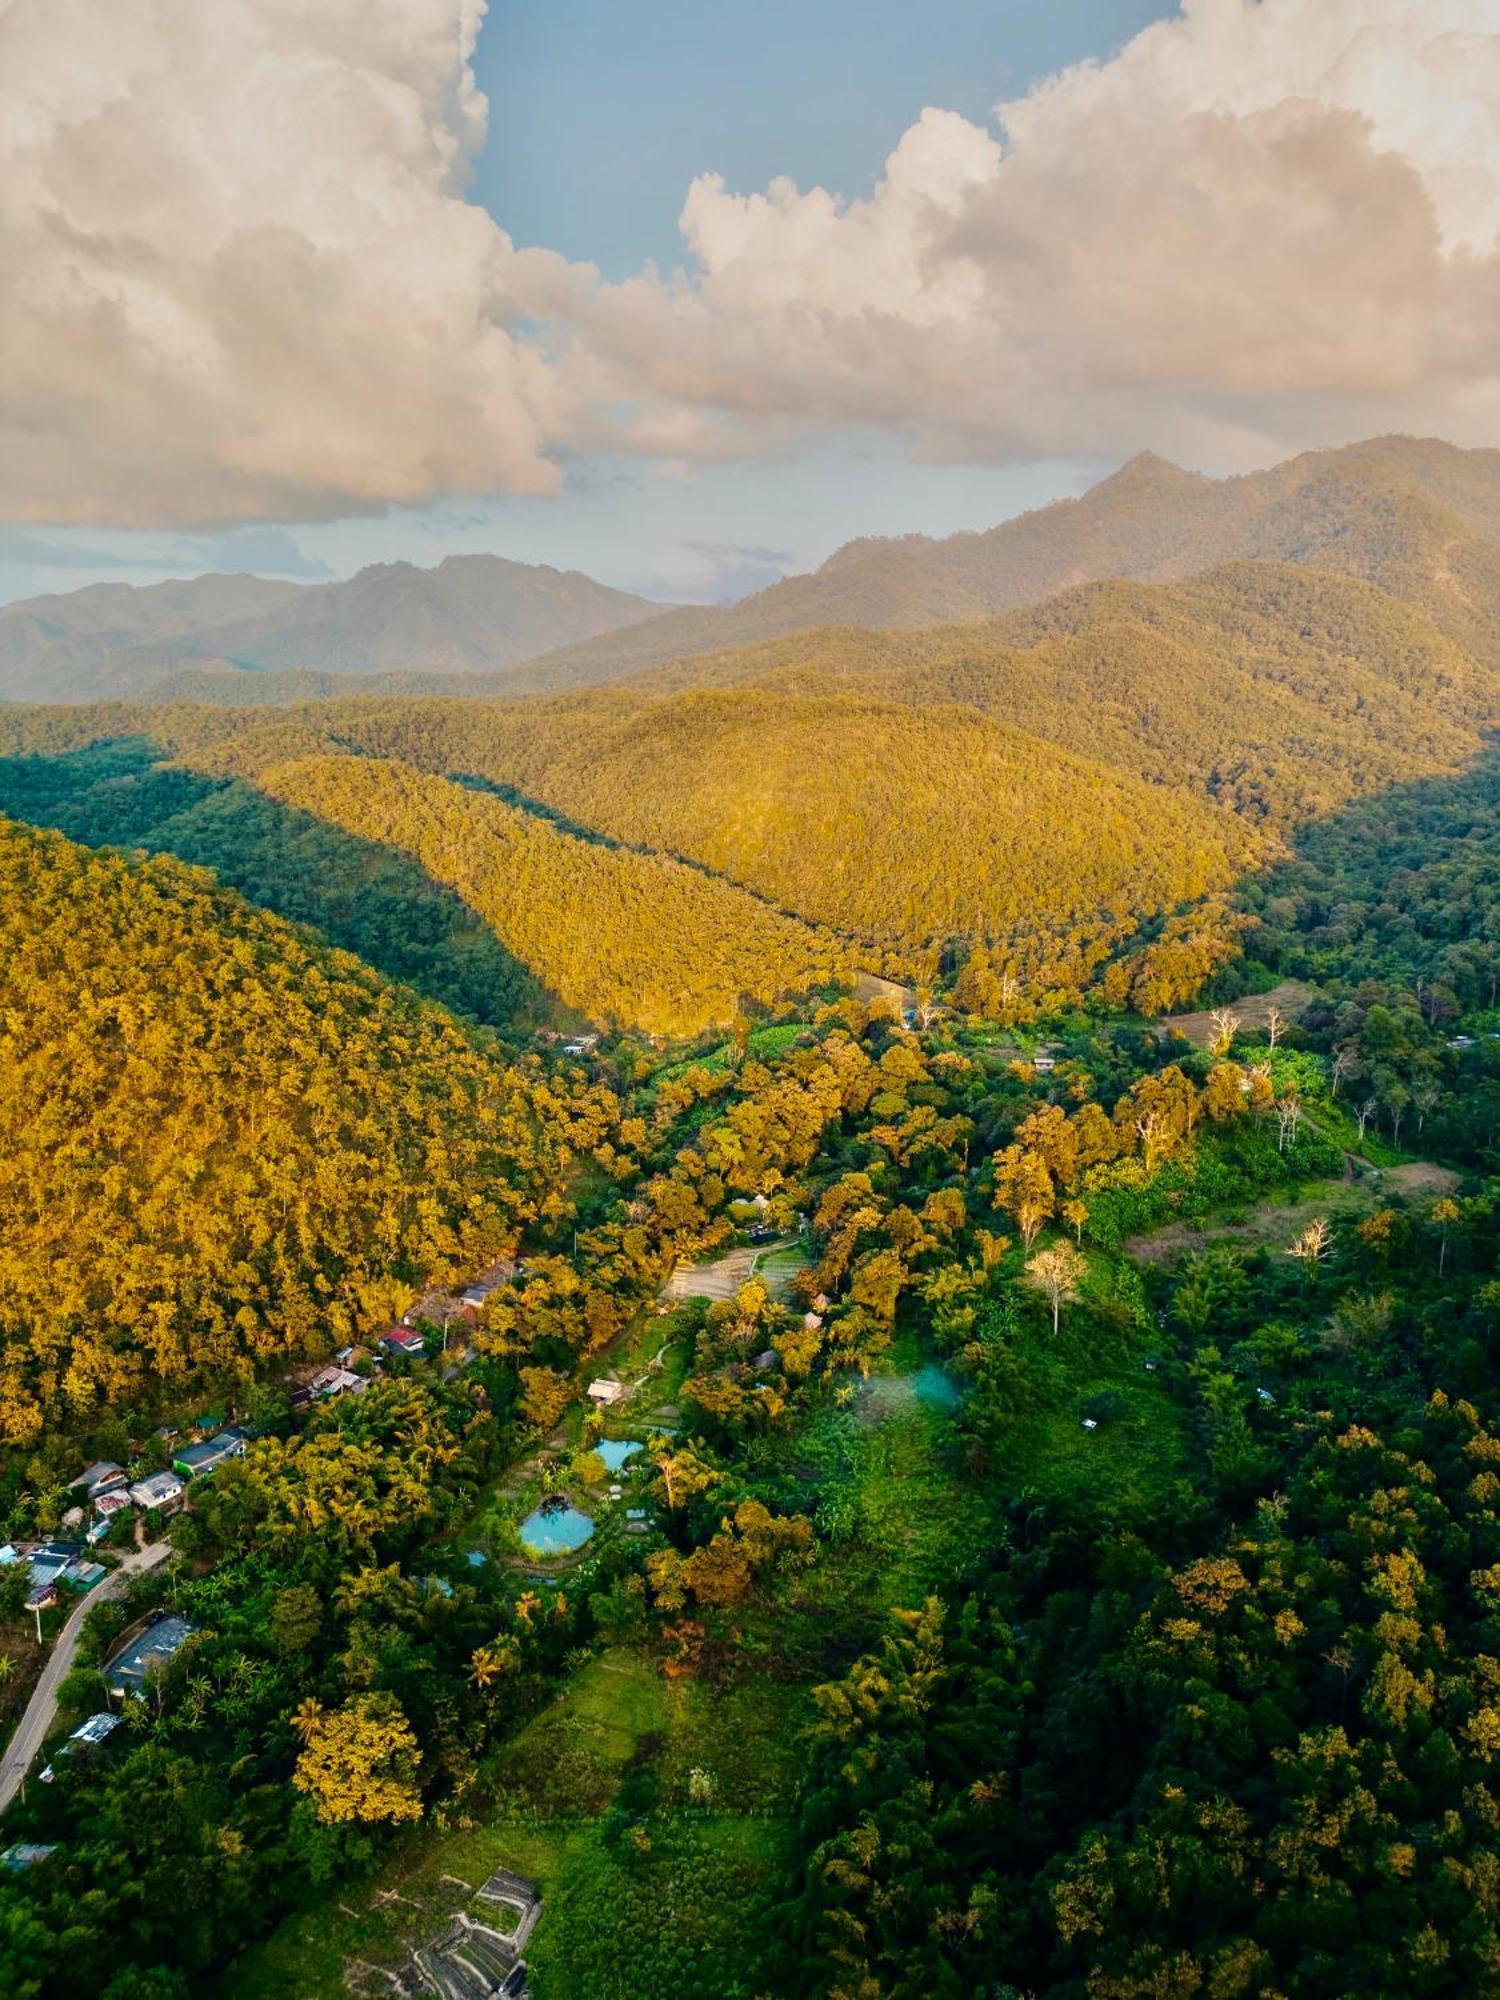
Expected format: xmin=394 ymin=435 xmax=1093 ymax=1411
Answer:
xmin=0 ymin=555 xmax=669 ymax=704
xmin=10 ymin=434 xmax=1500 ymax=707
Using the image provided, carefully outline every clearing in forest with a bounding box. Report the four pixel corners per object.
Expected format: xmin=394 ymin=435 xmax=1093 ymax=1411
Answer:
xmin=1157 ymin=978 xmax=1319 ymax=1050
xmin=662 ymin=1237 xmax=809 ymax=1304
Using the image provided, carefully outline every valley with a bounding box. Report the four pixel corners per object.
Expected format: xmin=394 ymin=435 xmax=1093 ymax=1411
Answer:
xmin=0 ymin=437 xmax=1496 ymax=2000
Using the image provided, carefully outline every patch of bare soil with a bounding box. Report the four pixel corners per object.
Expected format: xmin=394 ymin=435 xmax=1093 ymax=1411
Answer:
xmin=1157 ymin=979 xmax=1320 ymax=1051
xmin=1384 ymin=1161 xmax=1461 ymax=1196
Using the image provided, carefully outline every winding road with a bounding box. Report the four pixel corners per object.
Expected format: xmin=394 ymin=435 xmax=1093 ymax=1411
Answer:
xmin=0 ymin=1539 xmax=171 ymax=1816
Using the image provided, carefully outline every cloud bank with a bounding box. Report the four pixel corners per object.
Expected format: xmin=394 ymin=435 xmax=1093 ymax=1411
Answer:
xmin=0 ymin=0 xmax=574 ymax=525
xmin=4 ymin=0 xmax=1500 ymax=527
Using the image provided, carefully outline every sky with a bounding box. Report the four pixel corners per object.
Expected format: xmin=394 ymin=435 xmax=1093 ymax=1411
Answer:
xmin=3 ymin=1 xmax=1498 ymax=607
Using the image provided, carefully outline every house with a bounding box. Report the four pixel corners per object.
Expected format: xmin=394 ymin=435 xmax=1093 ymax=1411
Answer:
xmin=2 ymin=1547 xmax=62 ymax=1590
xmin=172 ymin=1427 xmax=248 ymax=1480
xmin=1032 ymin=1053 xmax=1057 ymax=1074
xmin=128 ymin=1470 xmax=185 ymax=1512
xmin=561 ymin=1033 xmax=599 ymax=1057
xmin=71 ymin=1462 xmax=127 ymax=1502
xmin=92 ymin=1489 xmax=133 ymax=1523
xmin=308 ymin=1364 xmax=364 ymax=1400
xmin=379 ymin=1325 xmax=427 ymax=1359
xmin=40 ymin=1710 xmax=121 ymax=1782
xmin=587 ymin=1378 xmax=626 ymax=1407
xmin=458 ymin=1256 xmax=517 ymax=1313
xmin=103 ymin=1614 xmax=197 ymax=1698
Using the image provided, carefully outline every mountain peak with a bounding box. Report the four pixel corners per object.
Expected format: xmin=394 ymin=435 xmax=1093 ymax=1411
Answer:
xmin=1089 ymin=449 xmax=1203 ymax=496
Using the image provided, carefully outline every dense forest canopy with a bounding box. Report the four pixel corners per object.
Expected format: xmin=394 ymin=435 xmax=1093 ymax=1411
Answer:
xmin=0 ymin=814 xmax=621 ymax=1442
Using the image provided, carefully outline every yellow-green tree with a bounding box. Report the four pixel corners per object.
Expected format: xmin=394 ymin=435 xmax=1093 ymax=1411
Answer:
xmin=292 ymin=1692 xmax=423 ymax=1825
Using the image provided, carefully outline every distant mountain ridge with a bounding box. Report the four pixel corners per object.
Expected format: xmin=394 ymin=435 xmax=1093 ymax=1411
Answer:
xmin=12 ymin=434 xmax=1500 ymax=711
xmin=514 ymin=434 xmax=1500 ymax=687
xmin=0 ymin=554 xmax=671 ymax=703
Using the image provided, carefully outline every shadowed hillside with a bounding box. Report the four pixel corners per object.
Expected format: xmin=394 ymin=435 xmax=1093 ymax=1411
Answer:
xmin=0 ymin=737 xmax=544 ymax=1029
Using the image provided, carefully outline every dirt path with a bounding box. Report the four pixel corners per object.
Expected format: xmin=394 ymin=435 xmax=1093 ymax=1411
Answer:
xmin=0 ymin=1539 xmax=171 ymax=1816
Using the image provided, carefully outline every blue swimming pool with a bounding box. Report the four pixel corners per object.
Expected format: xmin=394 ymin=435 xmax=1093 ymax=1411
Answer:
xmin=518 ymin=1497 xmax=595 ymax=1556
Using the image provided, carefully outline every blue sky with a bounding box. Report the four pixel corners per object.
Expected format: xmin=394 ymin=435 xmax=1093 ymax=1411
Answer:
xmin=477 ymin=0 xmax=1176 ymax=277
xmin=3 ymin=1 xmax=1181 ymax=606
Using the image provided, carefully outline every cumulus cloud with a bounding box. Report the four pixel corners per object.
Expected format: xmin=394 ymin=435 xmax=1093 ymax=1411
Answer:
xmin=0 ymin=0 xmax=580 ymax=525
xmin=556 ymin=0 xmax=1500 ymax=470
xmin=5 ymin=0 xmax=1500 ymax=528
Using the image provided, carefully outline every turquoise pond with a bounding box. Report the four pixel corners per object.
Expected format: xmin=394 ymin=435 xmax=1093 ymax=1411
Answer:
xmin=518 ymin=1498 xmax=595 ymax=1556
xmin=595 ymin=1439 xmax=641 ymax=1472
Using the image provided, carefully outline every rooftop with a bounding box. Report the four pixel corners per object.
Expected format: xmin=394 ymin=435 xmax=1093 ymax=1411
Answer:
xmin=104 ymin=1614 xmax=197 ymax=1692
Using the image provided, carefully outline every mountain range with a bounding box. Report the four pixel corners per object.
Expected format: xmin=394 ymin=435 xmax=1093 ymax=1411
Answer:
xmin=9 ymin=433 xmax=1500 ymax=706
xmin=0 ymin=555 xmax=669 ymax=704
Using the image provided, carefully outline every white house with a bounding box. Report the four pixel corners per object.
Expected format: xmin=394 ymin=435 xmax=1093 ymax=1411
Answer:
xmin=128 ymin=1471 xmax=185 ymax=1512
xmin=587 ymin=1378 xmax=626 ymax=1407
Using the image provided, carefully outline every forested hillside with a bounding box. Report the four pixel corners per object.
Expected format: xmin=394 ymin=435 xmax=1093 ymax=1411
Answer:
xmin=241 ymin=752 xmax=847 ymax=1036
xmin=608 ymin=560 xmax=1500 ymax=824
xmin=100 ymin=690 xmax=1255 ymax=966
xmin=502 ymin=435 xmax=1500 ymax=685
xmin=0 ymin=729 xmax=846 ymax=1036
xmin=0 ymin=816 xmax=621 ymax=1442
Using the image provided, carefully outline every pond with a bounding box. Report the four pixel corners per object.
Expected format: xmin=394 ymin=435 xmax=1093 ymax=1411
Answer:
xmin=595 ymin=1438 xmax=641 ymax=1473
xmin=517 ymin=1496 xmax=595 ymax=1557
xmin=910 ymin=1361 xmax=961 ymax=1410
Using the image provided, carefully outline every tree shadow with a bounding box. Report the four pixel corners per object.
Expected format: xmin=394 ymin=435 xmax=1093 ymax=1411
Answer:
xmin=0 ymin=736 xmax=540 ymax=1030
xmin=1230 ymin=736 xmax=1500 ymax=1017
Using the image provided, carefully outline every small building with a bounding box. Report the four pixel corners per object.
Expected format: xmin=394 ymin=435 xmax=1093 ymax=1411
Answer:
xmin=587 ymin=1378 xmax=626 ymax=1408
xmin=380 ymin=1325 xmax=427 ymax=1359
xmin=129 ymin=1470 xmax=185 ymax=1512
xmin=803 ymin=1310 xmax=824 ymax=1332
xmin=71 ymin=1462 xmax=127 ymax=1502
xmin=1 ymin=1844 xmax=58 ymax=1873
xmin=40 ymin=1710 xmax=121 ymax=1782
xmin=561 ymin=1033 xmax=599 ymax=1057
xmin=93 ymin=1489 xmax=133 ymax=1523
xmin=1032 ymin=1053 xmax=1057 ymax=1075
xmin=172 ymin=1427 xmax=248 ymax=1480
xmin=103 ymin=1614 xmax=197 ymax=1698
xmin=308 ymin=1364 xmax=364 ymax=1400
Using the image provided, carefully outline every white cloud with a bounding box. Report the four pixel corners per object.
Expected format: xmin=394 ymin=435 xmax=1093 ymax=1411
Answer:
xmin=0 ymin=0 xmax=580 ymax=525
xmin=558 ymin=0 xmax=1500 ymax=470
xmin=4 ymin=0 xmax=1500 ymax=529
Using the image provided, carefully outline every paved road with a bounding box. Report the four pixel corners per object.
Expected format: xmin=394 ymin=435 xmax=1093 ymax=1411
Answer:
xmin=0 ymin=1539 xmax=170 ymax=1816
